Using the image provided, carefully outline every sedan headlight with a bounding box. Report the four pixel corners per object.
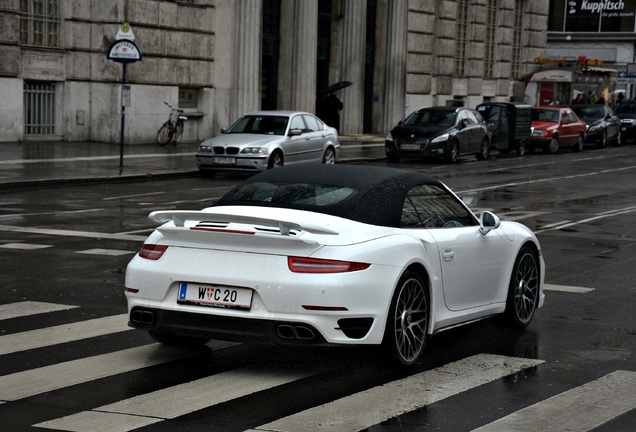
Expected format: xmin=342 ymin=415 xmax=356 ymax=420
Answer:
xmin=199 ymin=144 xmax=212 ymax=153
xmin=431 ymin=133 xmax=449 ymax=143
xmin=241 ymin=147 xmax=267 ymax=155
xmin=588 ymin=123 xmax=602 ymax=132
xmin=532 ymin=129 xmax=548 ymax=137
xmin=385 ymin=132 xmax=394 ymax=142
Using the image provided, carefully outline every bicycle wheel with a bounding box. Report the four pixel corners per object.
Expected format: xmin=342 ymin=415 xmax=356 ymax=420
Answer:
xmin=173 ymin=122 xmax=184 ymax=145
xmin=157 ymin=122 xmax=172 ymax=146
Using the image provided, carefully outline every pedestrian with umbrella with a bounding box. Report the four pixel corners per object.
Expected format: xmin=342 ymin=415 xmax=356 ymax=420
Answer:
xmin=322 ymin=81 xmax=352 ymax=133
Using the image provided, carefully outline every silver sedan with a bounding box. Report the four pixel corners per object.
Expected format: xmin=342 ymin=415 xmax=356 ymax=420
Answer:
xmin=196 ymin=110 xmax=340 ymax=175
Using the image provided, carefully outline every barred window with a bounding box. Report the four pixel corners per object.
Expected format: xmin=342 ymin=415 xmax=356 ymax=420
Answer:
xmin=484 ymin=0 xmax=498 ymax=78
xmin=20 ymin=0 xmax=61 ymax=48
xmin=454 ymin=0 xmax=469 ymax=77
xmin=511 ymin=0 xmax=524 ymax=78
xmin=24 ymin=81 xmax=56 ymax=135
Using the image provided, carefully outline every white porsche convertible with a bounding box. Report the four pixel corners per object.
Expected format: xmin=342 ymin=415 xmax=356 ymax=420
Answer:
xmin=125 ymin=165 xmax=545 ymax=366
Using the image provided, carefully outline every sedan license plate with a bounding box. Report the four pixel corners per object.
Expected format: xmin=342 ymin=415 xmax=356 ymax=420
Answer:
xmin=401 ymin=144 xmax=420 ymax=150
xmin=213 ymin=156 xmax=236 ymax=165
xmin=178 ymin=282 xmax=252 ymax=309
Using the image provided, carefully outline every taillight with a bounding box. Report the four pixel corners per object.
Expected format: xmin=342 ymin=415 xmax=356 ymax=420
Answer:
xmin=288 ymin=257 xmax=370 ymax=273
xmin=139 ymin=244 xmax=168 ymax=260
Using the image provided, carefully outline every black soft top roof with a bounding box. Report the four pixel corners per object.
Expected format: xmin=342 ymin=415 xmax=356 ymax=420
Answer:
xmin=214 ymin=164 xmax=444 ymax=227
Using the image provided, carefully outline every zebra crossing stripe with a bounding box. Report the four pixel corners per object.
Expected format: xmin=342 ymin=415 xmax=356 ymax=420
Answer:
xmin=0 ymin=314 xmax=130 ymax=356
xmin=247 ymin=354 xmax=544 ymax=432
xmin=471 ymin=370 xmax=636 ymax=432
xmin=35 ymin=367 xmax=313 ymax=431
xmin=0 ymin=301 xmax=79 ymax=321
xmin=0 ymin=342 xmax=233 ymax=401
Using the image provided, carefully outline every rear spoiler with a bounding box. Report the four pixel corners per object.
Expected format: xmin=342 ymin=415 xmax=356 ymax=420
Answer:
xmin=148 ymin=210 xmax=339 ymax=236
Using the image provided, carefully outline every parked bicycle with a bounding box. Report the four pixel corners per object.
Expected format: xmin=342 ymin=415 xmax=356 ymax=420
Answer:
xmin=157 ymin=102 xmax=187 ymax=146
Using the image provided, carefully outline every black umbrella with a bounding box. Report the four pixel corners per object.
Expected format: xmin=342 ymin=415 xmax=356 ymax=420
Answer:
xmin=324 ymin=80 xmax=353 ymax=94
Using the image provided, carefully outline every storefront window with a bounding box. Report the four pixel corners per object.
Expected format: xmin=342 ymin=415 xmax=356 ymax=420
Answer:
xmin=549 ymin=0 xmax=636 ymax=33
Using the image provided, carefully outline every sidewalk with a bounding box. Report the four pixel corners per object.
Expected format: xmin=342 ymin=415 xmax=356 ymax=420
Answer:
xmin=0 ymin=135 xmax=385 ymax=190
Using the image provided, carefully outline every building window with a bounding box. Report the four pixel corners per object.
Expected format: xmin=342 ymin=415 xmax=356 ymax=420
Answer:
xmin=454 ymin=0 xmax=469 ymax=76
xmin=179 ymin=87 xmax=198 ymax=109
xmin=20 ymin=0 xmax=61 ymax=48
xmin=511 ymin=0 xmax=524 ymax=78
xmin=24 ymin=81 xmax=56 ymax=135
xmin=484 ymin=0 xmax=498 ymax=78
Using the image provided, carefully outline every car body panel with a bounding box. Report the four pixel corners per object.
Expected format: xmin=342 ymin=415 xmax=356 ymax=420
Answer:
xmin=530 ymin=106 xmax=587 ymax=150
xmin=125 ymin=165 xmax=545 ymax=350
xmin=614 ymin=99 xmax=636 ymax=142
xmin=571 ymin=104 xmax=620 ymax=146
xmin=196 ymin=110 xmax=340 ymax=173
xmin=385 ymin=106 xmax=490 ymax=161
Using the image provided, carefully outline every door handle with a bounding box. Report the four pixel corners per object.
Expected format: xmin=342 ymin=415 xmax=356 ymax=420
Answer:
xmin=442 ymin=248 xmax=454 ymax=262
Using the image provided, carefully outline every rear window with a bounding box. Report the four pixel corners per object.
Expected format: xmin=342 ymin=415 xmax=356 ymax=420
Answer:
xmin=230 ymin=182 xmax=356 ymax=207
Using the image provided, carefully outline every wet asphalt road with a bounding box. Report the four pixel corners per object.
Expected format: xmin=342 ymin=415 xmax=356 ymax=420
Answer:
xmin=1 ymin=144 xmax=635 ymax=431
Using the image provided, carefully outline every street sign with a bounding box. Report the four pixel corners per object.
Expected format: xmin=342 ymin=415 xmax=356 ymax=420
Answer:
xmin=107 ymin=39 xmax=142 ymax=63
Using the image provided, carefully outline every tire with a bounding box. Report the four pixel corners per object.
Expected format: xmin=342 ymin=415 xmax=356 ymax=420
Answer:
xmin=445 ymin=140 xmax=459 ymax=163
xmin=596 ymin=130 xmax=607 ymax=149
xmin=476 ymin=137 xmax=490 ymax=160
xmin=544 ymin=136 xmax=559 ymax=154
xmin=149 ymin=330 xmax=210 ymax=346
xmin=517 ymin=139 xmax=527 ymax=157
xmin=505 ymin=245 xmax=540 ymax=328
xmin=573 ymin=134 xmax=584 ymax=152
xmin=157 ymin=123 xmax=172 ymax=146
xmin=322 ymin=147 xmax=336 ymax=164
xmin=383 ymin=271 xmax=429 ymax=367
xmin=387 ymin=154 xmax=400 ymax=163
xmin=267 ymin=150 xmax=284 ymax=169
xmin=173 ymin=122 xmax=184 ymax=144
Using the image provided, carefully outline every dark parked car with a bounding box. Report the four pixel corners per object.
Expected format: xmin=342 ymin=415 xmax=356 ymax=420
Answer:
xmin=385 ymin=106 xmax=490 ymax=163
xmin=530 ymin=106 xmax=587 ymax=153
xmin=476 ymin=102 xmax=531 ymax=156
xmin=571 ymin=104 xmax=621 ymax=148
xmin=614 ymin=99 xmax=636 ymax=143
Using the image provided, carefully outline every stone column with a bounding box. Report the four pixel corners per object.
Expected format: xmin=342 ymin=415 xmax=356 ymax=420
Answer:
xmin=340 ymin=0 xmax=366 ymax=135
xmin=231 ymin=0 xmax=262 ymax=119
xmin=382 ymin=0 xmax=407 ymax=131
xmin=289 ymin=0 xmax=318 ymax=112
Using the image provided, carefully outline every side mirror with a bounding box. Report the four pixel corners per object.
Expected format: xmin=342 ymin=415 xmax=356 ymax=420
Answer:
xmin=221 ymin=128 xmax=227 ymax=134
xmin=288 ymin=129 xmax=302 ymax=136
xmin=479 ymin=211 xmax=501 ymax=235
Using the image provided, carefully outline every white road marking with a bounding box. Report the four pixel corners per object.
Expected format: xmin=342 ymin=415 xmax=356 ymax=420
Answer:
xmin=0 ymin=242 xmax=53 ymax=250
xmin=0 ymin=341 xmax=234 ymax=401
xmin=0 ymin=314 xmax=130 ymax=356
xmin=76 ymin=248 xmax=136 ymax=256
xmin=543 ymin=284 xmax=595 ymax=293
xmin=0 ymin=224 xmax=146 ymax=242
xmin=36 ymin=367 xmax=313 ymax=432
xmin=472 ymin=370 xmax=636 ymax=432
xmin=457 ymin=164 xmax=636 ymax=194
xmin=0 ymin=208 xmax=105 ymax=219
xmin=247 ymin=354 xmax=544 ymax=432
xmin=0 ymin=153 xmax=196 ymax=165
xmin=0 ymin=301 xmax=78 ymax=321
xmin=537 ymin=205 xmax=636 ymax=233
xmin=102 ymin=192 xmax=165 ymax=201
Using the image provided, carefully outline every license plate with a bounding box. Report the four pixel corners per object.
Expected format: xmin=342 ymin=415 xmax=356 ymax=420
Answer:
xmin=401 ymin=144 xmax=420 ymax=150
xmin=214 ymin=157 xmax=236 ymax=165
xmin=178 ymin=282 xmax=252 ymax=309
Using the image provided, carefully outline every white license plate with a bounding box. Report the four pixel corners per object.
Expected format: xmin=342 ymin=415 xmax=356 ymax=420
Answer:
xmin=178 ymin=282 xmax=252 ymax=309
xmin=214 ymin=157 xmax=236 ymax=164
xmin=401 ymin=144 xmax=420 ymax=150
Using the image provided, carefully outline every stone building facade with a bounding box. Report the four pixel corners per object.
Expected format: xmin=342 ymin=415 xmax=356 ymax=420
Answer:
xmin=0 ymin=0 xmax=548 ymax=144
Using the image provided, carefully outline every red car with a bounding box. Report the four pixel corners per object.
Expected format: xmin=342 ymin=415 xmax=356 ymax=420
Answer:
xmin=530 ymin=106 xmax=587 ymax=153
